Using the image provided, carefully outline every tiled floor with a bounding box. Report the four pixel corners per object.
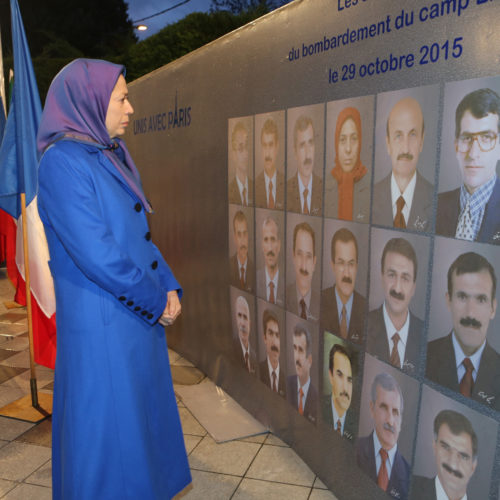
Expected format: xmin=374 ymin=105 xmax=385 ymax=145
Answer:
xmin=0 ymin=267 xmax=337 ymax=499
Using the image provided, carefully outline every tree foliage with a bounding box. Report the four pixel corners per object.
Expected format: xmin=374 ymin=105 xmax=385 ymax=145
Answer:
xmin=210 ymin=0 xmax=292 ymax=14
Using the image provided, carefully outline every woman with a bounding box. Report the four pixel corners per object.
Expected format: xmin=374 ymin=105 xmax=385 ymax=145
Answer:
xmin=328 ymin=107 xmax=369 ymax=221
xmin=37 ymin=59 xmax=191 ymax=499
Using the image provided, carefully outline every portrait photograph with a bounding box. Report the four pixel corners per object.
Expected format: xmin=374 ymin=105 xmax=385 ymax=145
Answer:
xmin=426 ymin=236 xmax=500 ymax=411
xmin=436 ymin=75 xmax=500 ymax=245
xmin=228 ymin=204 xmax=255 ymax=293
xmin=285 ymin=312 xmax=319 ymax=425
xmin=321 ymin=331 xmax=361 ymax=442
xmin=321 ymin=219 xmax=369 ymax=345
xmin=366 ymin=227 xmax=431 ymax=375
xmin=285 ymin=212 xmax=323 ymax=322
xmin=286 ymin=103 xmax=325 ymax=217
xmin=372 ymin=85 xmax=439 ymax=233
xmin=410 ymin=384 xmax=497 ymax=500
xmin=255 ymin=208 xmax=285 ymax=307
xmin=324 ymin=94 xmax=374 ymax=224
xmin=229 ymin=286 xmax=258 ymax=376
xmin=228 ymin=115 xmax=254 ymax=207
xmin=256 ymin=299 xmax=287 ymax=398
xmin=356 ymin=354 xmax=419 ymax=500
xmin=254 ymin=111 xmax=286 ymax=210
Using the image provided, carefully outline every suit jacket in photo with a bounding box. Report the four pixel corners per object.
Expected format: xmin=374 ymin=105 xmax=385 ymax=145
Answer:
xmin=426 ymin=333 xmax=500 ymax=411
xmin=320 ymin=287 xmax=366 ymax=344
xmin=321 ymin=395 xmax=355 ymax=441
xmin=410 ymin=475 xmax=437 ymax=500
xmin=372 ymin=172 xmax=434 ymax=231
xmin=324 ymin=171 xmax=371 ymax=224
xmin=256 ymin=267 xmax=284 ymax=306
xmin=228 ymin=175 xmax=254 ymax=206
xmin=259 ymin=359 xmax=286 ymax=398
xmin=255 ymin=170 xmax=285 ymax=210
xmin=286 ymin=283 xmax=320 ymax=321
xmin=436 ymin=177 xmax=500 ymax=244
xmin=366 ymin=306 xmax=422 ymax=375
xmin=229 ymin=254 xmax=255 ymax=293
xmin=286 ymin=375 xmax=318 ymax=424
xmin=232 ymin=336 xmax=257 ymax=374
xmin=355 ymin=433 xmax=410 ymax=500
xmin=287 ymin=172 xmax=323 ymax=216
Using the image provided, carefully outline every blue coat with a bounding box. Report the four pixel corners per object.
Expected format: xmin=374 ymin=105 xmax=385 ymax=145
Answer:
xmin=38 ymin=140 xmax=191 ymax=499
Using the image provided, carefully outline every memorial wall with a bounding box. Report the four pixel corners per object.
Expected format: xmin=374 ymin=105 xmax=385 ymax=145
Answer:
xmin=124 ymin=0 xmax=500 ymax=497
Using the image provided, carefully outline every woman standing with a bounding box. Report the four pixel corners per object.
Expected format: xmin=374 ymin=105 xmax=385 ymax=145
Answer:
xmin=37 ymin=59 xmax=191 ymax=499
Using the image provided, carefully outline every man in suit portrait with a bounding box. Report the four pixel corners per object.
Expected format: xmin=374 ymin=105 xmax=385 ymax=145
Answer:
xmin=286 ymin=323 xmax=318 ymax=423
xmin=372 ymin=97 xmax=433 ymax=231
xmin=366 ymin=238 xmax=422 ymax=374
xmin=229 ymin=210 xmax=255 ymax=293
xmin=233 ymin=295 xmax=256 ymax=373
xmin=426 ymin=252 xmax=500 ymax=411
xmin=287 ymin=115 xmax=323 ymax=216
xmin=228 ymin=121 xmax=253 ymax=206
xmin=286 ymin=222 xmax=319 ymax=321
xmin=255 ymin=118 xmax=284 ymax=210
xmin=259 ymin=309 xmax=285 ymax=397
xmin=356 ymin=372 xmax=410 ymax=500
xmin=321 ymin=228 xmax=366 ymax=344
xmin=436 ymin=88 xmax=500 ymax=244
xmin=412 ymin=410 xmax=477 ymax=500
xmin=256 ymin=216 xmax=284 ymax=305
xmin=322 ymin=344 xmax=355 ymax=441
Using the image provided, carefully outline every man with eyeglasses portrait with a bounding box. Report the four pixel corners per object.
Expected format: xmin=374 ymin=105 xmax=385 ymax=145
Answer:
xmin=437 ymin=88 xmax=500 ymax=244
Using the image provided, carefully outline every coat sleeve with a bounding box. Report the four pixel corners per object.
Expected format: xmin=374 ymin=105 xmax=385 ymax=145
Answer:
xmin=38 ymin=144 xmax=167 ymax=325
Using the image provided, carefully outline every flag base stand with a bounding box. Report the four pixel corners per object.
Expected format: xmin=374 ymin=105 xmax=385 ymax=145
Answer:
xmin=0 ymin=392 xmax=52 ymax=423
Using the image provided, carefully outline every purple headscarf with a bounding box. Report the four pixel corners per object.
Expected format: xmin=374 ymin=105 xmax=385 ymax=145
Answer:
xmin=37 ymin=58 xmax=151 ymax=212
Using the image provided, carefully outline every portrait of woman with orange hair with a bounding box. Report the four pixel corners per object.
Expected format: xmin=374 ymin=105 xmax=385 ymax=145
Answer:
xmin=325 ymin=99 xmax=373 ymax=223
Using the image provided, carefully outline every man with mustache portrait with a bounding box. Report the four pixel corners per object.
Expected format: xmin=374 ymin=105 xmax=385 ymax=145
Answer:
xmin=256 ymin=216 xmax=284 ymax=305
xmin=228 ymin=121 xmax=253 ymax=206
xmin=426 ymin=252 xmax=500 ymax=411
xmin=286 ymin=323 xmax=318 ymax=423
xmin=321 ymin=228 xmax=366 ymax=344
xmin=233 ymin=295 xmax=256 ymax=373
xmin=229 ymin=210 xmax=255 ymax=293
xmin=372 ymin=97 xmax=434 ymax=231
xmin=259 ymin=309 xmax=285 ymax=397
xmin=255 ymin=118 xmax=285 ymax=210
xmin=366 ymin=238 xmax=423 ymax=374
xmin=322 ymin=343 xmax=355 ymax=441
xmin=356 ymin=372 xmax=410 ymax=500
xmin=286 ymin=222 xmax=319 ymax=321
xmin=287 ymin=115 xmax=323 ymax=216
xmin=411 ymin=410 xmax=478 ymax=500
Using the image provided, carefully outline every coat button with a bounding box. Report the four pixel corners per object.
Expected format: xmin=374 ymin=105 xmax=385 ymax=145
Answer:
xmin=151 ymin=260 xmax=158 ymax=270
xmin=141 ymin=310 xmax=148 ymax=316
xmin=119 ymin=296 xmax=126 ymax=301
xmin=145 ymin=232 xmax=151 ymax=241
xmin=134 ymin=202 xmax=142 ymax=212
xmin=134 ymin=306 xmax=141 ymax=312
xmin=147 ymin=313 xmax=154 ymax=320
xmin=127 ymin=300 xmax=134 ymax=307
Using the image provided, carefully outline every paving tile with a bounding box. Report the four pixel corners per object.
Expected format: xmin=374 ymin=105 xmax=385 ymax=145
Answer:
xmin=0 ymin=349 xmax=18 ymax=362
xmin=309 ymin=488 xmax=339 ymax=500
xmin=15 ymin=418 xmax=51 ymax=448
xmin=168 ymin=348 xmax=181 ymax=364
xmin=178 ymin=407 xmax=206 ymax=437
xmin=0 ymin=312 xmax=26 ymax=324
xmin=2 ymin=368 xmax=54 ymax=391
xmin=0 ymin=332 xmax=28 ymax=349
xmin=0 ymin=416 xmax=34 ymax=441
xmin=173 ymin=356 xmax=195 ymax=368
xmin=246 ymin=444 xmax=315 ymax=487
xmin=0 ymin=439 xmax=8 ymax=450
xmin=0 ymin=478 xmax=17 ymax=497
xmin=237 ymin=433 xmax=268 ymax=444
xmin=265 ymin=433 xmax=290 ymax=447
xmin=0 ymin=350 xmax=30 ymax=368
xmin=171 ymin=365 xmax=205 ymax=386
xmin=313 ymin=476 xmax=328 ymax=489
xmin=0 ymin=385 xmax=28 ymax=408
xmin=189 ymin=435 xmax=260 ymax=476
xmin=184 ymin=434 xmax=202 ymax=455
xmin=25 ymin=459 xmax=52 ymax=487
xmin=2 ymin=483 xmax=51 ymax=500
xmin=232 ymin=478 xmax=310 ymax=500
xmin=182 ymin=470 xmax=239 ymax=500
xmin=0 ymin=442 xmax=51 ymax=481
xmin=0 ymin=366 xmax=27 ymax=385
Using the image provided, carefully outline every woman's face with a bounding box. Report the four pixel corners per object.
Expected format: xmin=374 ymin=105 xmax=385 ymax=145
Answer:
xmin=105 ymin=75 xmax=134 ymax=138
xmin=337 ymin=117 xmax=359 ymax=172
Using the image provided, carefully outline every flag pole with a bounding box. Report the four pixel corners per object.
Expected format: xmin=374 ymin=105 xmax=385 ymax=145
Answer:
xmin=20 ymin=191 xmax=38 ymax=408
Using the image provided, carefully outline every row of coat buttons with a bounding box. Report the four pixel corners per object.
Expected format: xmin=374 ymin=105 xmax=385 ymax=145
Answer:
xmin=119 ymin=296 xmax=154 ymax=320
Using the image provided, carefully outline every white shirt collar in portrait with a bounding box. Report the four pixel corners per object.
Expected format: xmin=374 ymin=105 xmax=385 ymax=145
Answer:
xmin=435 ymin=474 xmax=467 ymax=500
xmin=264 ymin=170 xmax=277 ymax=206
xmin=331 ymin=397 xmax=346 ymax=434
xmin=236 ymin=175 xmax=249 ymax=204
xmin=452 ymin=331 xmax=486 ymax=384
xmin=265 ymin=267 xmax=279 ymax=300
xmin=298 ymin=173 xmax=312 ymax=212
xmin=266 ymin=356 xmax=280 ymax=388
xmin=334 ymin=286 xmax=354 ymax=329
xmin=391 ymin=171 xmax=416 ymax=223
xmin=382 ymin=302 xmax=409 ymax=369
xmin=373 ymin=429 xmax=397 ymax=479
xmin=296 ymin=375 xmax=310 ymax=407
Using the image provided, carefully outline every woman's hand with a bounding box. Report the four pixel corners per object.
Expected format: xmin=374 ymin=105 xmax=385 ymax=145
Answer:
xmin=159 ymin=290 xmax=181 ymax=326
